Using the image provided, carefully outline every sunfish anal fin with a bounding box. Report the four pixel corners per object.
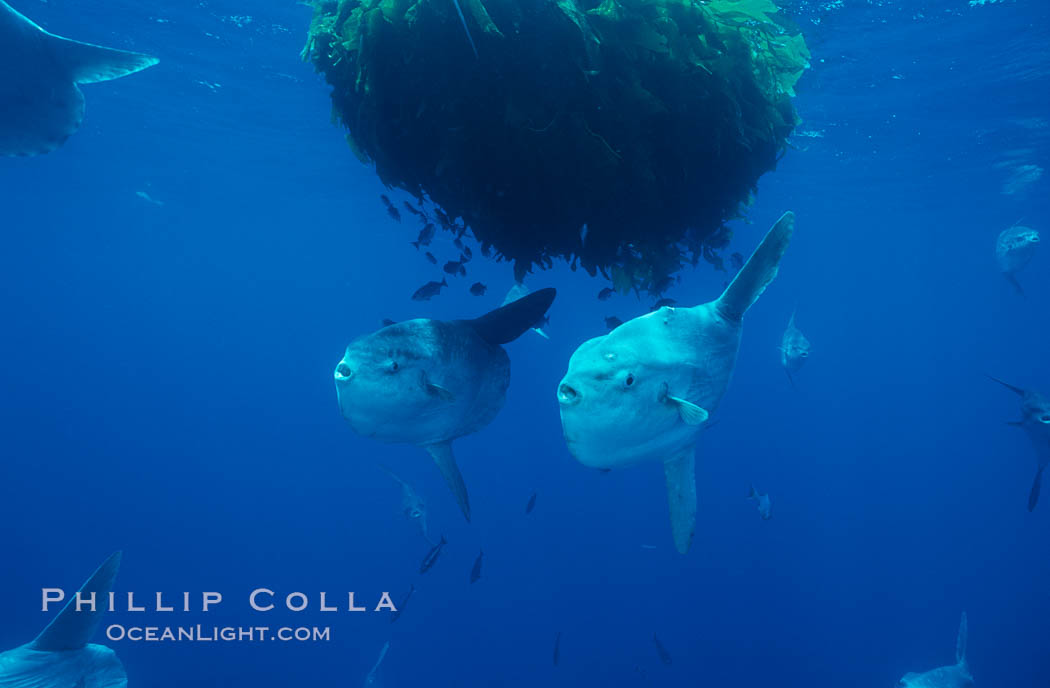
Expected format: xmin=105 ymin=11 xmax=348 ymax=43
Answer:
xmin=1028 ymin=465 xmax=1044 ymax=512
xmin=425 ymin=442 xmax=471 ymax=522
xmin=664 ymin=451 xmax=696 ymax=554
xmin=49 ymin=35 xmax=159 ymax=85
xmin=31 ymin=551 xmax=122 ymax=651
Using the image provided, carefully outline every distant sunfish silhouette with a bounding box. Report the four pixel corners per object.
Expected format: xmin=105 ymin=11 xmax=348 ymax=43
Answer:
xmin=0 ymin=552 xmax=126 ymax=687
xmin=994 ymin=225 xmax=1039 ymax=296
xmin=379 ymin=465 xmax=431 ymax=543
xmin=557 ymin=212 xmax=795 ymax=553
xmin=0 ymin=1 xmax=158 ymax=156
xmin=779 ymin=307 xmax=810 ymax=387
xmin=897 ymin=613 xmax=973 ymax=688
xmin=335 ymin=288 xmax=556 ymax=521
xmin=989 ymin=376 xmax=1050 ymax=511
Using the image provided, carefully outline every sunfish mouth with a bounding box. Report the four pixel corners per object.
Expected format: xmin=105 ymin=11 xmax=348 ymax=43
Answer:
xmin=334 ymin=362 xmax=353 ymax=381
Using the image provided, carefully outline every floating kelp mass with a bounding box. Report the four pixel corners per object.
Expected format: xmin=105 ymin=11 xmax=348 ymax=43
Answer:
xmin=304 ymin=0 xmax=809 ymax=293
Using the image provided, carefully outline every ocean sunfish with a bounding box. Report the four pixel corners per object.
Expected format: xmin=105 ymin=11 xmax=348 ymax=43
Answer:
xmin=0 ymin=552 xmax=126 ymax=687
xmin=748 ymin=484 xmax=772 ymax=520
xmin=557 ymin=212 xmax=795 ymax=553
xmin=379 ymin=465 xmax=431 ymax=543
xmin=779 ymin=307 xmax=810 ymax=386
xmin=0 ymin=1 xmax=158 ymax=156
xmin=897 ymin=613 xmax=973 ymax=688
xmin=994 ymin=225 xmax=1039 ymax=296
xmin=335 ymin=288 xmax=557 ymax=521
xmin=989 ymin=376 xmax=1050 ymax=511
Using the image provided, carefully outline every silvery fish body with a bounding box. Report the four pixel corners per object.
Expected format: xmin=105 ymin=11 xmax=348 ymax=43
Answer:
xmin=994 ymin=225 xmax=1039 ymax=295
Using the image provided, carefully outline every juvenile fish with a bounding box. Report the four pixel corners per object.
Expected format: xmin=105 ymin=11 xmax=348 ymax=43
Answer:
xmin=652 ymin=633 xmax=672 ymax=665
xmin=403 ymin=201 xmax=424 ymax=218
xmin=604 ymin=316 xmax=623 ymax=331
xmin=424 ymin=251 xmax=437 ymax=265
xmin=469 ymin=549 xmax=483 ymax=583
xmin=411 ymin=278 xmax=448 ymax=301
xmin=525 ymin=491 xmax=537 ymax=514
xmin=748 ymin=484 xmax=772 ymax=520
xmin=462 ymin=245 xmax=473 ymax=261
xmin=598 ymin=287 xmax=615 ymax=301
xmin=380 ymin=465 xmax=430 ymax=541
xmin=470 ymin=282 xmax=487 ymax=296
xmin=389 ymin=584 xmax=415 ymax=624
xmin=419 ymin=535 xmax=447 ymax=574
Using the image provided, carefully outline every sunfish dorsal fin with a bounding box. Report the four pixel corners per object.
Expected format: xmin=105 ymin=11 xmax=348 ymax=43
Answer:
xmin=986 ymin=375 xmax=1025 ymax=396
xmin=462 ymin=288 xmax=556 ymax=345
xmin=955 ymin=612 xmax=968 ymax=667
xmin=425 ymin=442 xmax=471 ymax=522
xmin=716 ymin=212 xmax=794 ymax=322
xmin=31 ymin=551 xmax=122 ymax=651
xmin=48 ymin=35 xmax=159 ymax=84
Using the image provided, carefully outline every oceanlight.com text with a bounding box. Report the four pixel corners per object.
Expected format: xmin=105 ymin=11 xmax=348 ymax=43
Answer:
xmin=106 ymin=625 xmax=331 ymax=643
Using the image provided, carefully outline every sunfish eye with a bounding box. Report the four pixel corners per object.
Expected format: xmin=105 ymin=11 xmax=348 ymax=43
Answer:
xmin=1040 ymin=415 xmax=1050 ymax=423
xmin=386 ymin=360 xmax=400 ymax=373
xmin=800 ymin=351 xmax=809 ymax=358
xmin=625 ymin=373 xmax=635 ymax=387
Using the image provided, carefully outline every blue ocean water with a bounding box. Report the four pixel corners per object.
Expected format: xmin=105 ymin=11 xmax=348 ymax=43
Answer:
xmin=1 ymin=0 xmax=1048 ymax=685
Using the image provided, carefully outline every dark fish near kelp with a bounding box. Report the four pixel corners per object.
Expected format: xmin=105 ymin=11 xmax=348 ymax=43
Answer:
xmin=470 ymin=282 xmax=487 ymax=296
xmin=469 ymin=549 xmax=483 ymax=583
xmin=444 ymin=255 xmax=467 ymax=277
xmin=525 ymin=491 xmax=536 ymax=514
xmin=381 ymin=195 xmax=401 ymax=222
xmin=411 ymin=278 xmax=447 ymax=301
xmin=413 ymin=223 xmax=436 ymax=249
xmin=389 ymin=585 xmax=415 ymax=624
xmin=424 ymin=252 xmax=437 ymax=265
xmin=598 ymin=287 xmax=615 ymax=301
xmin=462 ymin=245 xmax=473 ymax=261
xmin=652 ymin=633 xmax=672 ymax=665
xmin=419 ymin=535 xmax=447 ymax=574
xmin=604 ymin=316 xmax=623 ymax=331
xmin=403 ymin=201 xmax=424 ymax=218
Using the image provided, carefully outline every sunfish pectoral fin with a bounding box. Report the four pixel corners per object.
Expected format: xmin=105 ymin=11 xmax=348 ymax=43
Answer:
xmin=50 ymin=35 xmax=159 ymax=84
xmin=1028 ymin=465 xmax=1045 ymax=512
xmin=715 ymin=211 xmax=794 ymax=322
xmin=1004 ymin=272 xmax=1025 ymax=297
xmin=986 ymin=375 xmax=1025 ymax=396
xmin=532 ymin=327 xmax=550 ymax=340
xmin=664 ymin=451 xmax=697 ymax=554
xmin=426 ymin=382 xmax=455 ymax=402
xmin=425 ymin=442 xmax=471 ymax=522
xmin=32 ymin=551 xmax=122 ymax=651
xmin=665 ymin=395 xmax=709 ymax=425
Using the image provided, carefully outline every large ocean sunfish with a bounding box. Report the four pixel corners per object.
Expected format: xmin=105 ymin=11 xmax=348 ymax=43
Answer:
xmin=335 ymin=288 xmax=557 ymax=521
xmin=557 ymin=212 xmax=795 ymax=553
xmin=989 ymin=376 xmax=1050 ymax=511
xmin=0 ymin=1 xmax=158 ymax=156
xmin=0 ymin=552 xmax=126 ymax=687
xmin=897 ymin=613 xmax=973 ymax=688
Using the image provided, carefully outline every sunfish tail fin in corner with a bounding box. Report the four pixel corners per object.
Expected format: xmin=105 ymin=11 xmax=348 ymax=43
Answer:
xmin=426 ymin=441 xmax=471 ymax=522
xmin=955 ymin=611 xmax=968 ymax=669
xmin=462 ymin=288 xmax=556 ymax=345
xmin=0 ymin=1 xmax=158 ymax=157
xmin=716 ymin=212 xmax=795 ymax=322
xmin=31 ymin=551 xmax=122 ymax=651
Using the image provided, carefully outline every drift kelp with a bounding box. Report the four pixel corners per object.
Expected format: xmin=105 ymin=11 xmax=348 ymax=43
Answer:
xmin=304 ymin=0 xmax=808 ymax=292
